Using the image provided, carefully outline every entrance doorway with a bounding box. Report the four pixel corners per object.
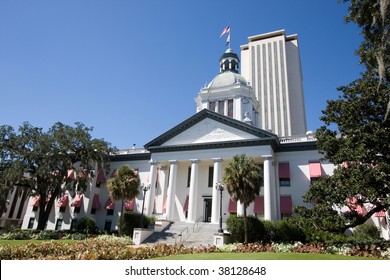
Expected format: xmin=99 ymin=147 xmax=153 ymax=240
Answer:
xmin=203 ymin=198 xmax=212 ymax=222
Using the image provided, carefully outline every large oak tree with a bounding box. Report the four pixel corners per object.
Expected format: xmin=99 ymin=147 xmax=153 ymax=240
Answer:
xmin=0 ymin=122 xmax=115 ymax=230
xmin=295 ymin=73 xmax=390 ymax=232
xmin=294 ymin=0 xmax=390 ymax=234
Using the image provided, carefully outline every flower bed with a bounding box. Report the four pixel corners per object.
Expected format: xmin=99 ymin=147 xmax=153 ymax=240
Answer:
xmin=1 ymin=237 xmax=389 ymax=260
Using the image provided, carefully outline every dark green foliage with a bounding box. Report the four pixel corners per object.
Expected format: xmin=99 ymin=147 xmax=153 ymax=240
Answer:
xmin=352 ymin=223 xmax=382 ymax=241
xmin=297 ymin=73 xmax=390 ymax=232
xmin=120 ymin=211 xmax=150 ymax=236
xmin=74 ymin=216 xmax=98 ymax=234
xmin=0 ymin=122 xmax=115 ymax=230
xmin=226 ymin=215 xmax=265 ymax=243
xmin=303 ymin=228 xmax=351 ymax=244
xmin=0 ymin=228 xmax=31 ymax=240
xmin=34 ymin=230 xmax=62 ymax=240
xmin=262 ymin=220 xmax=306 ymax=243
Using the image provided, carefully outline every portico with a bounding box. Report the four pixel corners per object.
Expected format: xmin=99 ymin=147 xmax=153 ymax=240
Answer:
xmin=142 ymin=110 xmax=280 ymax=224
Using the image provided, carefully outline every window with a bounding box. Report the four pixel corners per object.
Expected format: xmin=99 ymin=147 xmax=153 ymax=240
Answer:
xmin=279 ymin=178 xmax=291 ymax=186
xmin=28 ymin=217 xmax=35 ymax=229
xmin=218 ymin=100 xmax=225 ymax=115
xmin=104 ymin=220 xmax=112 ymax=232
xmin=32 ymin=206 xmax=38 ymax=212
xmin=209 ymin=101 xmax=216 ymax=112
xmin=70 ymin=219 xmax=78 ymax=231
xmin=187 ymin=167 xmax=191 ymax=188
xmin=227 ymin=99 xmax=233 ymax=117
xmin=208 ymin=166 xmax=214 ymax=187
xmin=278 ymin=162 xmax=290 ymax=187
xmin=91 ymin=208 xmax=97 ymax=214
xmin=74 ymin=206 xmax=81 ymax=213
xmin=55 ymin=219 xmax=63 ymax=231
xmin=59 ymin=206 xmax=66 ymax=213
xmin=106 ymin=209 xmax=114 ymax=216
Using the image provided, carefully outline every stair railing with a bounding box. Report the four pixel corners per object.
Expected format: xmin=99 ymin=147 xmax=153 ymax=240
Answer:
xmin=175 ymin=226 xmax=189 ymax=245
xmin=192 ymin=216 xmax=203 ymax=233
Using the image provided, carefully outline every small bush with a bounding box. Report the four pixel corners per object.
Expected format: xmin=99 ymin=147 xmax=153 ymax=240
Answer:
xmin=61 ymin=232 xmax=87 ymax=240
xmin=74 ymin=216 xmax=98 ymax=234
xmin=33 ymin=230 xmax=62 ymax=240
xmin=352 ymin=223 xmax=382 ymax=241
xmin=0 ymin=229 xmax=31 ymax=240
xmin=120 ymin=211 xmax=151 ymax=236
xmin=226 ymin=215 xmax=265 ymax=243
xmin=304 ymin=228 xmax=351 ymax=244
xmin=262 ymin=220 xmax=306 ymax=243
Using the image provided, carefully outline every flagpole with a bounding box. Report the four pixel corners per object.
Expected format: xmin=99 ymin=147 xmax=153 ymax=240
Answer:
xmin=228 ymin=29 xmax=231 ymax=49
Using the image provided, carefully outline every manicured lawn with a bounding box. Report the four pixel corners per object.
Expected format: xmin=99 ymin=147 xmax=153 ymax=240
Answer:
xmin=152 ymin=252 xmax=379 ymax=260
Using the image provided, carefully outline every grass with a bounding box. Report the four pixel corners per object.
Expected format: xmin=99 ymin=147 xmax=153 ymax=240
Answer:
xmin=152 ymin=252 xmax=380 ymax=260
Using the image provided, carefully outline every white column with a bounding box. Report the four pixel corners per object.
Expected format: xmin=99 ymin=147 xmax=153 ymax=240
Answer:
xmin=187 ymin=159 xmax=199 ymax=223
xmin=145 ymin=160 xmax=158 ymax=216
xmin=263 ymin=155 xmax=273 ymax=220
xmin=237 ymin=200 xmax=245 ymax=216
xmin=165 ymin=160 xmax=178 ymax=221
xmin=211 ymin=158 xmax=222 ymax=224
xmin=274 ymin=162 xmax=281 ymax=219
xmin=224 ymin=99 xmax=228 ymax=116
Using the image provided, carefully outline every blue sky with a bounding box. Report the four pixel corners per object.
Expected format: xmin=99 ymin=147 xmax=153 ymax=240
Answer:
xmin=0 ymin=0 xmax=363 ymax=149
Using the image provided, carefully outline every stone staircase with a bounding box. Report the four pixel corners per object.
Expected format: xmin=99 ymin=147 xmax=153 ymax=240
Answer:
xmin=143 ymin=221 xmax=226 ymax=247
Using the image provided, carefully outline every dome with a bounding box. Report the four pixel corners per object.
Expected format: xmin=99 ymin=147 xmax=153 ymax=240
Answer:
xmin=207 ymin=71 xmax=248 ymax=89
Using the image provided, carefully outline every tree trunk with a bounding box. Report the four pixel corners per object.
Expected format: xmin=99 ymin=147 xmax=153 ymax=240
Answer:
xmin=37 ymin=195 xmax=55 ymax=230
xmin=243 ymin=206 xmax=248 ymax=244
xmin=119 ymin=199 xmax=124 ymax=236
xmin=36 ymin=184 xmax=60 ymax=230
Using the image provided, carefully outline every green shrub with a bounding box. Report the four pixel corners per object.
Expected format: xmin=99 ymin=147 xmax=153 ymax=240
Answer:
xmin=352 ymin=223 xmax=382 ymax=241
xmin=0 ymin=229 xmax=31 ymax=240
xmin=262 ymin=220 xmax=306 ymax=243
xmin=304 ymin=228 xmax=351 ymax=244
xmin=33 ymin=230 xmax=62 ymax=240
xmin=62 ymin=232 xmax=87 ymax=240
xmin=74 ymin=216 xmax=98 ymax=234
xmin=120 ymin=211 xmax=150 ymax=236
xmin=226 ymin=215 xmax=265 ymax=243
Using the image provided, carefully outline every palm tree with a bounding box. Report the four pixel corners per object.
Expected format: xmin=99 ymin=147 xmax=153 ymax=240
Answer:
xmin=106 ymin=164 xmax=139 ymax=235
xmin=223 ymin=154 xmax=262 ymax=243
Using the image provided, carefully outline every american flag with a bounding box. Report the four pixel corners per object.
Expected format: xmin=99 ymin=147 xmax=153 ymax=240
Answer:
xmin=220 ymin=25 xmax=230 ymax=37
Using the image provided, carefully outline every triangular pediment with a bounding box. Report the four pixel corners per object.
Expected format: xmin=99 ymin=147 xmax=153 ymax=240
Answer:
xmin=162 ymin=118 xmax=257 ymax=145
xmin=144 ymin=109 xmax=278 ymax=151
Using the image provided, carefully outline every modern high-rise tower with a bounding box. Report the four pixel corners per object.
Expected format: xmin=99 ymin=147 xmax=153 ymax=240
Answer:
xmin=240 ymin=30 xmax=307 ymax=136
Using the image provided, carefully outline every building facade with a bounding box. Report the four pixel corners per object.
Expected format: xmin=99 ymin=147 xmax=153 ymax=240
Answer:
xmin=1 ymin=30 xmax=387 ymax=239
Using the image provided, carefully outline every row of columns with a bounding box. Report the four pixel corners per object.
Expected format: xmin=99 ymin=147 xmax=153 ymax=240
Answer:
xmin=144 ymin=155 xmax=276 ymax=222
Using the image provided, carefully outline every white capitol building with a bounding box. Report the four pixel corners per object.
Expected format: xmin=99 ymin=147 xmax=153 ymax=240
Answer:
xmin=2 ymin=30 xmax=389 ymax=240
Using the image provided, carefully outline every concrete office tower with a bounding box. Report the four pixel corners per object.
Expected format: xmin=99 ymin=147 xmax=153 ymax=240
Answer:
xmin=241 ymin=30 xmax=307 ymax=136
